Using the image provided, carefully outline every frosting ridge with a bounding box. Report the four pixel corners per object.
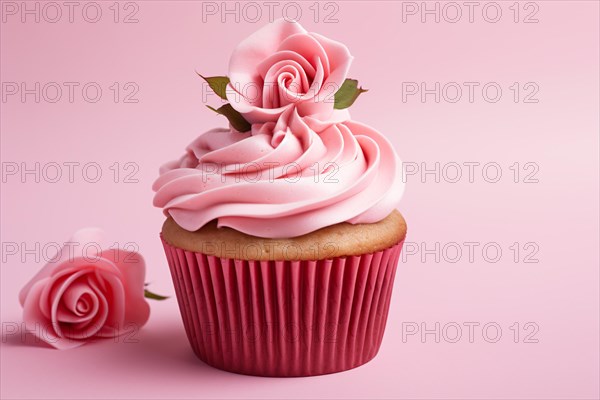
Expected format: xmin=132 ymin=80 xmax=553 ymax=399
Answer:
xmin=153 ymin=109 xmax=404 ymax=238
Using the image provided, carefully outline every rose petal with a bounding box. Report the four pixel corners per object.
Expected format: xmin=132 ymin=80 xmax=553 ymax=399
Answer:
xmin=19 ymin=228 xmax=104 ymax=306
xmin=295 ymin=58 xmax=336 ymax=120
xmin=263 ymin=60 xmax=311 ymax=108
xmin=228 ymin=19 xmax=307 ymax=100
xmin=50 ymin=269 xmax=97 ymax=339
xmin=23 ymin=279 xmax=84 ymax=349
xmin=87 ymin=273 xmax=122 ymax=338
xmin=46 ymin=258 xmax=122 ymax=340
xmin=278 ymin=33 xmax=331 ymax=76
xmin=257 ymin=50 xmax=316 ymax=81
xmin=56 ymin=278 xmax=99 ymax=323
xmin=99 ymin=249 xmax=150 ymax=328
xmin=63 ymin=276 xmax=109 ymax=340
xmin=310 ymin=32 xmax=353 ymax=90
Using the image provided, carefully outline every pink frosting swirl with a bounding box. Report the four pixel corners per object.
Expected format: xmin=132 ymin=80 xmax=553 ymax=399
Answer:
xmin=153 ymin=108 xmax=404 ymax=238
xmin=226 ymin=18 xmax=352 ymax=124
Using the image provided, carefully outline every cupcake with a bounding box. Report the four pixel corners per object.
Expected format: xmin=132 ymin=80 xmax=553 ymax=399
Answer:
xmin=153 ymin=19 xmax=406 ymax=377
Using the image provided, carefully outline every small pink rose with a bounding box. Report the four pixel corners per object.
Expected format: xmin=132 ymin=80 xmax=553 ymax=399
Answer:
xmin=226 ymin=18 xmax=353 ymax=125
xmin=18 ymin=228 xmax=150 ymax=349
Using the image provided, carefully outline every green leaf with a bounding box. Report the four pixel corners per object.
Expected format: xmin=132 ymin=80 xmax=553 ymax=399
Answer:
xmin=144 ymin=289 xmax=169 ymax=301
xmin=197 ymin=74 xmax=230 ymax=100
xmin=334 ymin=79 xmax=368 ymax=110
xmin=207 ymin=104 xmax=251 ymax=132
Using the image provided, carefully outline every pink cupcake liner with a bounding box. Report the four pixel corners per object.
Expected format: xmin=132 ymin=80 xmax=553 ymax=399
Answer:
xmin=161 ymin=236 xmax=403 ymax=377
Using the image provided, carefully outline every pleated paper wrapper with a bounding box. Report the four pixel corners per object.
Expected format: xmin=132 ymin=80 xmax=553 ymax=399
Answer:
xmin=162 ymin=236 xmax=403 ymax=377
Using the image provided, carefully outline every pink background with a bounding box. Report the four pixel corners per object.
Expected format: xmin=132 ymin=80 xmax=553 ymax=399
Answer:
xmin=1 ymin=1 xmax=598 ymax=399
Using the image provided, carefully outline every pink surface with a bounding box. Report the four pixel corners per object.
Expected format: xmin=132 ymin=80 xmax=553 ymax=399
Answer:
xmin=1 ymin=1 xmax=599 ymax=399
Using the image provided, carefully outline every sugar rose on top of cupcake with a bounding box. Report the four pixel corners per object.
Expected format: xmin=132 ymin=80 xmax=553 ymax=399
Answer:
xmin=225 ymin=18 xmax=354 ymax=125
